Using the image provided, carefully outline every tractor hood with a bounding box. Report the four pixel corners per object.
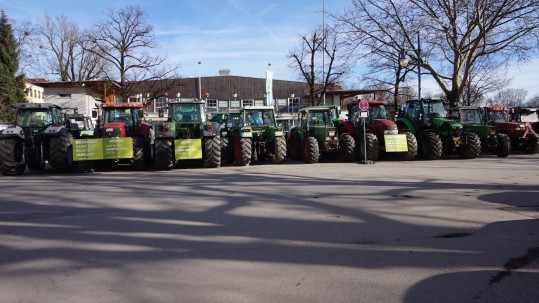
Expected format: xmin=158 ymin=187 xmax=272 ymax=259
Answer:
xmin=432 ymin=117 xmax=462 ymax=129
xmin=370 ymin=119 xmax=398 ymax=135
xmin=495 ymin=121 xmax=527 ymax=129
xmin=101 ymin=122 xmax=126 ymax=138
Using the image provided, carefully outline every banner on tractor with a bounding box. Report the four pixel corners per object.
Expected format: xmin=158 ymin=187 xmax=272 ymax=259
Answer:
xmin=73 ymin=138 xmax=133 ymax=160
xmin=175 ymin=139 xmax=202 ymax=160
xmin=384 ymin=134 xmax=408 ymax=152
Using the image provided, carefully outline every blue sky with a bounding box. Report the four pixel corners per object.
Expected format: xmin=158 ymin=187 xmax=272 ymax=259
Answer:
xmin=2 ymin=0 xmax=538 ymax=98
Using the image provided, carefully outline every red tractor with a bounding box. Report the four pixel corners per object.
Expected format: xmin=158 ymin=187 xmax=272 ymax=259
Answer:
xmin=340 ymin=100 xmax=417 ymax=161
xmin=73 ymin=102 xmax=153 ymax=172
xmin=484 ymin=106 xmax=538 ymax=154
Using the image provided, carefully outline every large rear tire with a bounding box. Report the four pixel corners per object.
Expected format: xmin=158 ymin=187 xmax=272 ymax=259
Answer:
xmin=0 ymin=138 xmax=25 ymax=175
xmin=358 ymin=132 xmax=379 ymax=161
xmin=221 ymin=137 xmax=229 ymax=163
xmin=396 ymin=132 xmax=418 ymax=161
xmin=130 ymin=137 xmax=146 ymax=170
xmin=339 ymin=133 xmax=355 ymax=162
xmin=204 ymin=136 xmax=221 ymax=168
xmin=418 ymin=131 xmax=443 ymax=160
xmin=496 ymin=134 xmax=511 ymax=157
xmin=303 ymin=136 xmax=320 ymax=164
xmin=49 ymin=132 xmax=74 ymax=173
xmin=269 ymin=136 xmax=286 ymax=164
xmin=154 ymin=139 xmax=174 ymax=170
xmin=458 ymin=132 xmax=481 ymax=159
xmin=234 ymin=137 xmax=252 ymax=166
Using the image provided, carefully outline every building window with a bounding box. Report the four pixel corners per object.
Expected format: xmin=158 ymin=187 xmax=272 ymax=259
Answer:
xmin=206 ymin=99 xmax=218 ymax=108
xmin=242 ymin=99 xmax=254 ymax=107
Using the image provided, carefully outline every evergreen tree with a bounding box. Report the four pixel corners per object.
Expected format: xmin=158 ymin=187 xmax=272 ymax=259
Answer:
xmin=0 ymin=10 xmax=26 ymax=121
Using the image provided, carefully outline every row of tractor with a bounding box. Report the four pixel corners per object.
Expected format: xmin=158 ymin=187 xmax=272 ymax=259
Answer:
xmin=0 ymin=98 xmax=537 ymax=175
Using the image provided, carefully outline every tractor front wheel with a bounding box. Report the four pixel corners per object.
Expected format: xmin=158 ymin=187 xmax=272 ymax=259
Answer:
xmin=396 ymin=132 xmax=418 ymax=161
xmin=339 ymin=133 xmax=355 ymax=162
xmin=357 ymin=132 xmax=379 ymax=161
xmin=496 ymin=134 xmax=511 ymax=157
xmin=303 ymin=136 xmax=320 ymax=164
xmin=458 ymin=132 xmax=481 ymax=159
xmin=204 ymin=136 xmax=221 ymax=168
xmin=131 ymin=137 xmax=146 ymax=170
xmin=418 ymin=132 xmax=443 ymax=160
xmin=0 ymin=138 xmax=25 ymax=175
xmin=154 ymin=139 xmax=174 ymax=170
xmin=49 ymin=132 xmax=74 ymax=173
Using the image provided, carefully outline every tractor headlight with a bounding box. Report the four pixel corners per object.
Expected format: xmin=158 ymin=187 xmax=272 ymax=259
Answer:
xmin=328 ymin=130 xmax=336 ymax=137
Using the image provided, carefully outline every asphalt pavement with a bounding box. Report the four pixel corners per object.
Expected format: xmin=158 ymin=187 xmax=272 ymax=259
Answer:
xmin=0 ymin=153 xmax=538 ymax=302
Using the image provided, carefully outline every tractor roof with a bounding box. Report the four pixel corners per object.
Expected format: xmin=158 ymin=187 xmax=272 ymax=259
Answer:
xmin=167 ymin=100 xmax=205 ymax=105
xmin=485 ymin=105 xmax=507 ymax=111
xmin=101 ymin=102 xmax=143 ymax=108
xmin=298 ymin=106 xmax=334 ymax=112
xmin=12 ymin=102 xmax=62 ymax=110
xmin=242 ymin=106 xmax=274 ymax=110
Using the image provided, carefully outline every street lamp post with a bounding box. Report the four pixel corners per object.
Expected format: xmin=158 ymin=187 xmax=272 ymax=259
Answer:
xmin=198 ymin=61 xmax=202 ymax=100
xmin=398 ymin=31 xmax=422 ymax=100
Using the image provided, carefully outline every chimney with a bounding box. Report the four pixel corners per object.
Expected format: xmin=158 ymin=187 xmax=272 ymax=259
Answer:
xmin=219 ymin=69 xmax=230 ymax=76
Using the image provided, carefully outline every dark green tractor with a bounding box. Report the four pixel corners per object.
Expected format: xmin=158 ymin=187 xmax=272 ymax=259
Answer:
xmin=153 ymin=100 xmax=221 ymax=170
xmin=288 ymin=105 xmax=354 ymax=164
xmin=215 ymin=111 xmax=240 ymax=164
xmin=228 ymin=106 xmax=286 ymax=166
xmin=448 ymin=107 xmax=511 ymax=157
xmin=396 ymin=99 xmax=481 ymax=159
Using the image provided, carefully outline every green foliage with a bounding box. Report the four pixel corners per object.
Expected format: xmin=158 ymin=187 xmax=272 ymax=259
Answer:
xmin=0 ymin=10 xmax=26 ymax=121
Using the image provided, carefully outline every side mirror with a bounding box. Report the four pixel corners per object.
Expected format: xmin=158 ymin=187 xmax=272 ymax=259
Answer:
xmin=92 ymin=109 xmax=97 ymax=118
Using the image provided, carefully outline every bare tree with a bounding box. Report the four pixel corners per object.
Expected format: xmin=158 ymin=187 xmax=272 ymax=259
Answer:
xmin=461 ymin=57 xmax=511 ymax=106
xmin=486 ymin=88 xmax=528 ymax=107
xmin=84 ymin=5 xmax=179 ymax=101
xmin=288 ymin=24 xmax=352 ymax=106
xmin=37 ymin=14 xmax=108 ymax=81
xmin=526 ymin=94 xmax=539 ymax=107
xmin=335 ymin=0 xmax=539 ymax=107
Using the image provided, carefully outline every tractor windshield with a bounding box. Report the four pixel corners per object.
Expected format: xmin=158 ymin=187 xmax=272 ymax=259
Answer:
xmin=368 ymin=104 xmax=387 ymax=119
xmin=461 ymin=109 xmax=482 ymax=124
xmin=487 ymin=110 xmax=509 ymax=123
xmin=171 ymin=104 xmax=205 ymax=123
xmin=245 ymin=109 xmax=275 ymax=126
xmin=16 ymin=110 xmax=53 ymax=127
xmin=428 ymin=101 xmax=446 ymax=117
xmin=104 ymin=108 xmax=136 ymax=126
xmin=308 ymin=110 xmax=331 ymax=125
xmin=513 ymin=110 xmax=538 ymax=123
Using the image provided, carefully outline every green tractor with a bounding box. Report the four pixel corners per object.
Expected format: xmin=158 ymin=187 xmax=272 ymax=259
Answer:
xmin=448 ymin=106 xmax=511 ymax=157
xmin=288 ymin=105 xmax=354 ymax=164
xmin=228 ymin=106 xmax=286 ymax=166
xmin=0 ymin=103 xmax=75 ymax=175
xmin=396 ymin=99 xmax=481 ymax=159
xmin=153 ymin=100 xmax=221 ymax=170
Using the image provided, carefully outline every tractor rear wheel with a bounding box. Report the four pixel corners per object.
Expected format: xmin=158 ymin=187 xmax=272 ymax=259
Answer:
xmin=269 ymin=136 xmax=286 ymax=164
xmin=204 ymin=136 xmax=221 ymax=168
xmin=358 ymin=132 xmax=379 ymax=161
xmin=0 ymin=138 xmax=25 ymax=175
xmin=49 ymin=132 xmax=74 ymax=173
xmin=154 ymin=139 xmax=174 ymax=170
xmin=496 ymin=134 xmax=511 ymax=157
xmin=396 ymin=132 xmax=418 ymax=161
xmin=303 ymin=136 xmax=320 ymax=164
xmin=458 ymin=132 xmax=481 ymax=159
xmin=234 ymin=137 xmax=252 ymax=166
xmin=339 ymin=133 xmax=355 ymax=162
xmin=418 ymin=132 xmax=443 ymax=160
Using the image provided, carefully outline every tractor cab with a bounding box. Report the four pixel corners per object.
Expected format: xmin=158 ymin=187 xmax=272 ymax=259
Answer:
xmin=96 ymin=103 xmax=145 ymax=138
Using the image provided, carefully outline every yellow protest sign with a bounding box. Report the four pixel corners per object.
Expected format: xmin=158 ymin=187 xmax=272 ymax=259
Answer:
xmin=73 ymin=138 xmax=133 ymax=160
xmin=384 ymin=134 xmax=408 ymax=152
xmin=175 ymin=139 xmax=203 ymax=160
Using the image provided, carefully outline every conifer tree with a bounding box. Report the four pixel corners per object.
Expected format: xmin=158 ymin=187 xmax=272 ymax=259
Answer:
xmin=0 ymin=10 xmax=26 ymax=121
